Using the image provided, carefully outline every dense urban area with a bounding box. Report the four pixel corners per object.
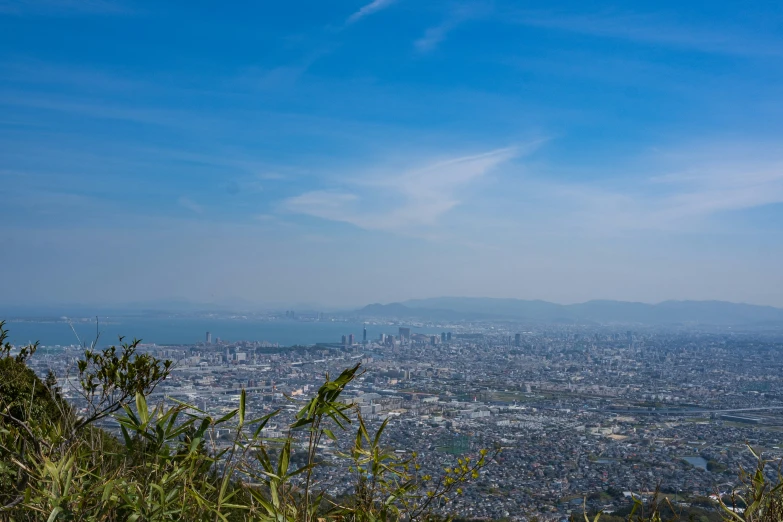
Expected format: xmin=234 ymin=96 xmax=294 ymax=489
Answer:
xmin=11 ymin=312 xmax=783 ymax=521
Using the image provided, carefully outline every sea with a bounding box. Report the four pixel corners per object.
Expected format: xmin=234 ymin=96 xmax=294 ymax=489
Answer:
xmin=3 ymin=318 xmax=427 ymax=348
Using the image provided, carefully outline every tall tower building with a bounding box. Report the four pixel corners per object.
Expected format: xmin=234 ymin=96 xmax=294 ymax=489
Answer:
xmin=206 ymin=332 xmax=212 ymax=344
xmin=348 ymin=333 xmax=355 ymax=346
xmin=441 ymin=332 xmax=446 ymax=343
xmin=398 ymin=327 xmax=411 ymax=343
xmin=514 ymin=333 xmax=521 ymax=347
xmin=363 ymin=326 xmax=367 ymax=343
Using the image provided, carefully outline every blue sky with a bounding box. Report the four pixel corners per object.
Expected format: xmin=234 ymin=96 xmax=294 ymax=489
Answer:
xmin=1 ymin=0 xmax=782 ymax=308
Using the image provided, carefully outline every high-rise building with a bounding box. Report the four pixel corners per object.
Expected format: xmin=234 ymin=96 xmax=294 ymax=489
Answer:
xmin=430 ymin=335 xmax=438 ymax=346
xmin=514 ymin=333 xmax=521 ymax=347
xmin=206 ymin=332 xmax=212 ymax=344
xmin=441 ymin=332 xmax=447 ymax=343
xmin=363 ymin=326 xmax=367 ymax=343
xmin=342 ymin=335 xmax=348 ymax=346
xmin=348 ymin=333 xmax=355 ymax=346
xmin=446 ymin=332 xmax=452 ymax=341
xmin=398 ymin=327 xmax=411 ymax=343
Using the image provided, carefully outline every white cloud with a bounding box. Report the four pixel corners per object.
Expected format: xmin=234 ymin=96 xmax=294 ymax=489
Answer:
xmin=257 ymin=171 xmax=285 ymax=180
xmin=519 ymin=147 xmax=783 ymax=235
xmin=0 ymin=0 xmax=132 ymax=16
xmin=346 ymin=0 xmax=396 ymax=24
xmin=282 ymin=146 xmax=525 ymax=233
xmin=648 ymin=162 xmax=783 ymax=223
xmin=513 ymin=11 xmax=783 ymax=57
xmin=415 ymin=20 xmax=457 ymax=52
xmin=414 ymin=3 xmax=491 ymax=53
xmin=0 ymin=92 xmax=211 ymax=129
xmin=178 ymin=196 xmax=203 ymax=214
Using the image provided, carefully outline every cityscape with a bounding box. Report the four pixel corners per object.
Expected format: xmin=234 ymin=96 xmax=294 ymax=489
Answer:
xmin=3 ymin=0 xmax=783 ymax=519
xmin=10 ymin=304 xmax=783 ymax=521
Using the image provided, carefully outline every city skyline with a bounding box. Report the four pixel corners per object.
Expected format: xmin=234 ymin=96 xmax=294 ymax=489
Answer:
xmin=2 ymin=0 xmax=783 ymax=307
xmin=13 ymin=314 xmax=783 ymax=520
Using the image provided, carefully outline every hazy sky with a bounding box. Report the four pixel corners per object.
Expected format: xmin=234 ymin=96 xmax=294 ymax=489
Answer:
xmin=2 ymin=0 xmax=783 ymax=308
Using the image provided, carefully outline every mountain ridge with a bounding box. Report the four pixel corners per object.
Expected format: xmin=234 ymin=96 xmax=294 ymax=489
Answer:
xmin=356 ymin=297 xmax=783 ymax=325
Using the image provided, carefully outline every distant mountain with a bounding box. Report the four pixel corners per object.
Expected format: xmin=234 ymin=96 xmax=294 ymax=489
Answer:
xmin=359 ymin=303 xmax=416 ymax=317
xmin=356 ymin=303 xmax=494 ymax=322
xmin=355 ymin=297 xmax=783 ymax=325
xmin=403 ymin=297 xmax=569 ymax=321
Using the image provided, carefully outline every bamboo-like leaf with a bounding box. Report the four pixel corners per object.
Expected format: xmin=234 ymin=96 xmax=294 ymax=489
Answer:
xmin=120 ymin=403 xmax=140 ymax=426
xmin=149 ymin=483 xmax=165 ymax=500
xmin=239 ymin=387 xmax=246 ymax=427
xmin=717 ymin=501 xmax=745 ymax=522
xmin=219 ymin=473 xmax=232 ymax=503
xmin=373 ymin=417 xmax=390 ymax=448
xmin=136 ymin=393 xmax=149 ymax=425
xmin=290 ymin=417 xmax=313 ymax=429
xmin=289 ymin=463 xmax=315 ymax=478
xmin=251 ymin=410 xmax=279 ymax=438
xmin=248 ymin=488 xmax=276 ymax=515
xmin=221 ymin=503 xmax=250 ymax=510
xmin=270 ymin=481 xmax=280 ymax=508
xmin=256 ymin=446 xmax=275 ymax=474
xmin=256 ymin=469 xmax=282 ymax=481
xmin=47 ymin=507 xmax=63 ymax=522
xmin=102 ymin=480 xmax=114 ymax=502
xmin=216 ymin=409 xmax=238 ymax=424
xmin=169 ymin=396 xmax=206 ymax=413
xmin=359 ymin=415 xmax=371 ymax=443
xmin=277 ymin=439 xmax=291 ymax=478
xmin=189 ymin=437 xmax=203 ymax=454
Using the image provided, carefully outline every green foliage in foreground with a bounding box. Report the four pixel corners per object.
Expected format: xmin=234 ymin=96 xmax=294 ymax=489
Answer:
xmin=1 ymin=319 xmax=782 ymax=521
xmin=0 ymin=323 xmax=70 ymax=425
xmin=0 ymin=321 xmax=495 ymax=521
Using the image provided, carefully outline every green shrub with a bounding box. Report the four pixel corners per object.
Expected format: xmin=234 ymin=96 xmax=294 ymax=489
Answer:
xmin=0 ymin=321 xmax=496 ymax=521
xmin=2 ymin=320 xmax=782 ymax=522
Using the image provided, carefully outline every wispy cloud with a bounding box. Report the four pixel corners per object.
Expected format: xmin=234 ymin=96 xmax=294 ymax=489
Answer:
xmin=513 ymin=11 xmax=783 ymax=57
xmin=258 ymin=171 xmax=286 ymax=181
xmin=346 ymin=0 xmax=396 ymax=25
xmin=1 ymin=59 xmax=145 ymax=91
xmin=178 ymin=196 xmax=203 ymax=214
xmin=648 ymin=161 xmax=783 ymax=223
xmin=0 ymin=91 xmax=206 ymax=128
xmin=415 ymin=19 xmax=461 ymax=53
xmin=525 ymin=147 xmax=783 ymax=235
xmin=282 ymin=146 xmax=526 ymax=233
xmin=297 ymin=141 xmax=783 ymax=241
xmin=414 ymin=3 xmax=490 ymax=53
xmin=233 ymin=51 xmax=330 ymax=91
xmin=0 ymin=0 xmax=132 ymax=16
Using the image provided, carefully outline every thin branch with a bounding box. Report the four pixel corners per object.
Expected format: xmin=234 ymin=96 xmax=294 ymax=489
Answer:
xmin=68 ymin=320 xmax=83 ymax=349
